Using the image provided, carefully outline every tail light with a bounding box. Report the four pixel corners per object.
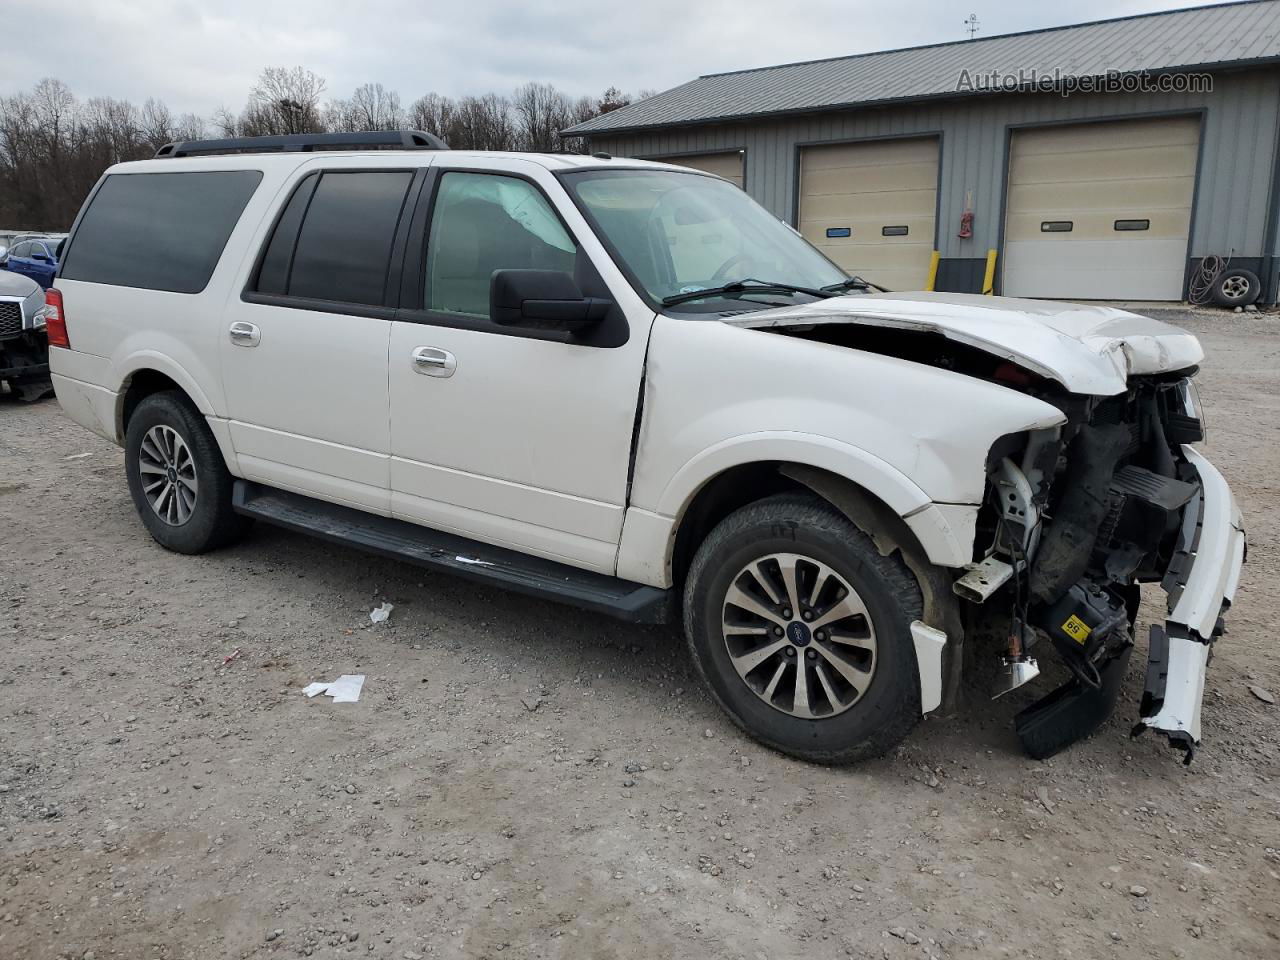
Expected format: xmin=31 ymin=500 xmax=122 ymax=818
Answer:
xmin=44 ymin=288 xmax=69 ymax=348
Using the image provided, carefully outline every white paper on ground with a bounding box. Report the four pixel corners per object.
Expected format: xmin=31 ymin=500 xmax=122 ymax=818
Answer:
xmin=369 ymin=602 xmax=394 ymax=623
xmin=302 ymin=674 xmax=365 ymax=703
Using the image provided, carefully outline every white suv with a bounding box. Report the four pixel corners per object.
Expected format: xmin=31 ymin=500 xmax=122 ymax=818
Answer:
xmin=48 ymin=131 xmax=1244 ymax=765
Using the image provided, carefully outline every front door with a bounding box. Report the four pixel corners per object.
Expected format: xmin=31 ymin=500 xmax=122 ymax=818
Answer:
xmin=221 ymin=163 xmax=423 ymax=513
xmin=387 ymin=163 xmax=652 ymax=573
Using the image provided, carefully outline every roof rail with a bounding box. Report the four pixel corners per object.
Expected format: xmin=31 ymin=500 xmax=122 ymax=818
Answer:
xmin=154 ymin=130 xmax=449 ymax=159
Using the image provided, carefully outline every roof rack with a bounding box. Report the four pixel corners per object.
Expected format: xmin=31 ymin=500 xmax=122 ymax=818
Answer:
xmin=154 ymin=130 xmax=449 ymax=159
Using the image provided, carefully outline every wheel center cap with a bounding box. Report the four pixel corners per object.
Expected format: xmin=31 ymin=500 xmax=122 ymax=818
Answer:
xmin=786 ymin=621 xmax=811 ymax=647
xmin=166 ymin=467 xmax=177 ymax=483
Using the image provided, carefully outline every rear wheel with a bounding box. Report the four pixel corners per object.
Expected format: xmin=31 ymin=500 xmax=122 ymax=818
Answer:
xmin=124 ymin=391 xmax=250 ymax=553
xmin=683 ymin=493 xmax=924 ymax=764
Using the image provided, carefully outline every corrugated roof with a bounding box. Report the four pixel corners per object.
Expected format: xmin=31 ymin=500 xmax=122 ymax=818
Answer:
xmin=565 ymin=1 xmax=1280 ymax=136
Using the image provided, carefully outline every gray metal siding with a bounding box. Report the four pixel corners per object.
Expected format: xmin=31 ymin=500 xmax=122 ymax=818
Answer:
xmin=595 ymin=69 xmax=1280 ymax=264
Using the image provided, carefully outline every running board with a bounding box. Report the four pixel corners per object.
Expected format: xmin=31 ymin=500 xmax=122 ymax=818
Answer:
xmin=232 ymin=481 xmax=673 ymax=624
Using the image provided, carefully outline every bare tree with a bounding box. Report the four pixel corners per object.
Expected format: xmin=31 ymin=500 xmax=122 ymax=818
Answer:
xmin=512 ymin=82 xmax=573 ymax=152
xmin=450 ymin=94 xmax=515 ymax=151
xmin=140 ymin=97 xmax=174 ymax=150
xmin=408 ymin=92 xmax=456 ymax=142
xmin=249 ymin=66 xmax=326 ymax=134
xmin=329 ymin=83 xmax=404 ymax=132
xmin=0 ymin=74 xmax=650 ymax=228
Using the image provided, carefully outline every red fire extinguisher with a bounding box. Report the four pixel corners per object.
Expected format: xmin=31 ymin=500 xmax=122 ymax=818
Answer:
xmin=957 ymin=188 xmax=974 ymax=239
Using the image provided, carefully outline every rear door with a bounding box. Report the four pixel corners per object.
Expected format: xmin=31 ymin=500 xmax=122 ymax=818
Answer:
xmin=386 ymin=159 xmax=651 ymax=573
xmin=221 ymin=158 xmax=426 ymax=514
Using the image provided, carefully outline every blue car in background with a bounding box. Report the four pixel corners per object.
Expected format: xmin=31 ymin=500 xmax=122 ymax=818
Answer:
xmin=2 ymin=235 xmax=65 ymax=289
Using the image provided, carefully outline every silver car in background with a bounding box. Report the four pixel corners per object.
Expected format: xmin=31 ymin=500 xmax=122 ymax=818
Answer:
xmin=0 ymin=263 xmax=51 ymax=400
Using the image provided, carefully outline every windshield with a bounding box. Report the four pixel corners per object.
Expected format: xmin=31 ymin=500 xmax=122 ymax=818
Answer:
xmin=562 ymin=169 xmax=848 ymax=311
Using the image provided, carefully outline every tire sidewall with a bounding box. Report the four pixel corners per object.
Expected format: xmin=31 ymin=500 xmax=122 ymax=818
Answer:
xmin=1213 ymin=268 xmax=1260 ymax=307
xmin=124 ymin=395 xmax=224 ymax=552
xmin=686 ymin=507 xmax=921 ymax=761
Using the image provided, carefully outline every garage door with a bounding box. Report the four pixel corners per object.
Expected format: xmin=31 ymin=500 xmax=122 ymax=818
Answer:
xmin=1003 ymin=117 xmax=1200 ymax=300
xmin=798 ymin=137 xmax=939 ymax=291
xmin=653 ymin=151 xmax=744 ymax=188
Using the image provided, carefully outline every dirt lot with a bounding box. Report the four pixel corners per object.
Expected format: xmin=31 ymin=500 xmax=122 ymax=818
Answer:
xmin=1 ymin=307 xmax=1278 ymax=960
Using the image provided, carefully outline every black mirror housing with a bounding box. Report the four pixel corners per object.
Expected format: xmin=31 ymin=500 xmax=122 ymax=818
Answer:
xmin=490 ymin=269 xmax=611 ymax=331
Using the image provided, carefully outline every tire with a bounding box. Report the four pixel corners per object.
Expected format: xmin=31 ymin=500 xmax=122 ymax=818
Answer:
xmin=124 ymin=391 xmax=251 ymax=554
xmin=1211 ymin=267 xmax=1261 ymax=308
xmin=683 ymin=492 xmax=924 ymax=764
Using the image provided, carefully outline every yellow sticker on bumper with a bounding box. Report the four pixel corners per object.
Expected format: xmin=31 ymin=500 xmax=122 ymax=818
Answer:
xmin=1062 ymin=614 xmax=1092 ymax=644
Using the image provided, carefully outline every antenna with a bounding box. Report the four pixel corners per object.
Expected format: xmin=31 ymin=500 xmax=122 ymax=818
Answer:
xmin=964 ymin=13 xmax=981 ymax=40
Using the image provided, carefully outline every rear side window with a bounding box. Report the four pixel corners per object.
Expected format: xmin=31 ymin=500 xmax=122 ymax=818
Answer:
xmin=255 ymin=170 xmax=413 ymax=306
xmin=60 ymin=171 xmax=262 ymax=293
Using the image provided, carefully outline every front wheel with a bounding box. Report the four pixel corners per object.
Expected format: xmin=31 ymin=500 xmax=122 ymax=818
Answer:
xmin=683 ymin=493 xmax=924 ymax=764
xmin=124 ymin=391 xmax=251 ymax=554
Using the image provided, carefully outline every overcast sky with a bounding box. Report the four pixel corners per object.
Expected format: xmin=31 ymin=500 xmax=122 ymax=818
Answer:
xmin=0 ymin=0 xmax=1224 ymax=115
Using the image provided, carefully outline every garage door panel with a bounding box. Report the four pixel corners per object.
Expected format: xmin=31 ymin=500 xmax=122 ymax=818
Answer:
xmin=802 ymin=214 xmax=934 ymax=243
xmin=801 ymin=188 xmax=936 ymax=220
xmin=1003 ymin=117 xmax=1199 ymax=301
xmin=800 ymin=162 xmax=938 ymax=197
xmin=800 ymin=139 xmax=938 ymax=171
xmin=1005 ymin=238 xmax=1189 ymax=300
xmin=799 ymin=136 xmax=938 ymax=292
xmin=1006 ymin=209 xmax=1195 ymax=243
xmin=1006 ymin=176 xmax=1197 ymax=215
xmin=1013 ymin=146 xmax=1199 ymax=185
xmin=653 ymin=152 xmax=744 ymax=188
xmin=1012 ymin=120 xmax=1199 ymax=155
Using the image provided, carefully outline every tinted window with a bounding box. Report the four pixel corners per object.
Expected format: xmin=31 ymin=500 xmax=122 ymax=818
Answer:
xmin=425 ymin=172 xmax=575 ymax=317
xmin=285 ymin=171 xmax=413 ymax=305
xmin=255 ymin=173 xmax=318 ymax=296
xmin=60 ymin=171 xmax=262 ymax=293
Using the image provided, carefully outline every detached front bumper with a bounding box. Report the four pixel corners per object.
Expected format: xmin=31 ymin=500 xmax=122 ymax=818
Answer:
xmin=1138 ymin=446 xmax=1246 ymax=760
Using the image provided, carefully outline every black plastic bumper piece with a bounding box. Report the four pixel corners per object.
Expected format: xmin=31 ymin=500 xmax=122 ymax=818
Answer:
xmin=1014 ymin=645 xmax=1132 ymax=760
xmin=232 ymin=481 xmax=673 ymax=624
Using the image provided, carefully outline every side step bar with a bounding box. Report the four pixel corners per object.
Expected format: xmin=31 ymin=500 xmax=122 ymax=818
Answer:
xmin=232 ymin=481 xmax=673 ymax=624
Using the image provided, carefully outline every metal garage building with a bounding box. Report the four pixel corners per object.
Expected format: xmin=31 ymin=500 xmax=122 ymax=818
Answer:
xmin=564 ymin=1 xmax=1280 ymax=302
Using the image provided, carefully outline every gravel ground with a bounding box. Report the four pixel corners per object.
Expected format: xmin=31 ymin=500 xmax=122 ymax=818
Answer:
xmin=1 ymin=307 xmax=1278 ymax=960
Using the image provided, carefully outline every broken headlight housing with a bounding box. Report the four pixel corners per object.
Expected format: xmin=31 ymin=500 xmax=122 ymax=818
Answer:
xmin=1164 ymin=377 xmax=1205 ymax=444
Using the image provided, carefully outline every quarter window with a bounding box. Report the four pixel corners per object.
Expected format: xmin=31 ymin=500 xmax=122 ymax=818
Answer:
xmin=425 ymin=172 xmax=575 ymax=318
xmin=60 ymin=171 xmax=262 ymax=293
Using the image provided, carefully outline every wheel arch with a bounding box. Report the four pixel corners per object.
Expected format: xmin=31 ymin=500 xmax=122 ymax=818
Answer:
xmin=116 ymin=359 xmax=238 ymax=476
xmin=667 ymin=460 xmax=967 ymax=711
xmin=115 ymin=353 xmax=217 ymax=441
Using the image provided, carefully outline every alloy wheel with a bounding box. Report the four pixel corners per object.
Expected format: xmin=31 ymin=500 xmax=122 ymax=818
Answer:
xmin=138 ymin=425 xmax=198 ymax=526
xmin=721 ymin=552 xmax=877 ymax=718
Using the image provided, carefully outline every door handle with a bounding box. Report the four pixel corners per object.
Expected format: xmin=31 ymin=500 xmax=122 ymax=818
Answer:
xmin=411 ymin=346 xmax=457 ymax=378
xmin=228 ymin=321 xmax=261 ymax=347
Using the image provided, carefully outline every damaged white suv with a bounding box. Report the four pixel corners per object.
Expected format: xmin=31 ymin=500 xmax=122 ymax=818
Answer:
xmin=48 ymin=132 xmax=1245 ymax=764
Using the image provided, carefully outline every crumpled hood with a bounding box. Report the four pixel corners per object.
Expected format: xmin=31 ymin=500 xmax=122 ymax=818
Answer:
xmin=724 ymin=291 xmax=1204 ymax=395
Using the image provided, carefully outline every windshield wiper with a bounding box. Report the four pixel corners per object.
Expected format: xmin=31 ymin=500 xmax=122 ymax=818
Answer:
xmin=661 ymin=278 xmax=837 ymax=307
xmin=821 ymin=275 xmax=889 ymax=294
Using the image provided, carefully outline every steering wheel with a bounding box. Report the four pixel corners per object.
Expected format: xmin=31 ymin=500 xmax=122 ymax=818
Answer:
xmin=710 ymin=252 xmax=755 ymax=284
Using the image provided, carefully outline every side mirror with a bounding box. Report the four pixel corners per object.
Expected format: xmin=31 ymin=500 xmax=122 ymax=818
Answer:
xmin=490 ymin=270 xmax=611 ymax=332
xmin=32 ymin=254 xmax=50 ymax=263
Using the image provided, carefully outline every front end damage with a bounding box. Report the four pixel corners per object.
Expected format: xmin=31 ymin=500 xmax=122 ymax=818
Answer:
xmin=729 ymin=294 xmax=1246 ymax=762
xmin=966 ymin=374 xmax=1245 ymax=762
